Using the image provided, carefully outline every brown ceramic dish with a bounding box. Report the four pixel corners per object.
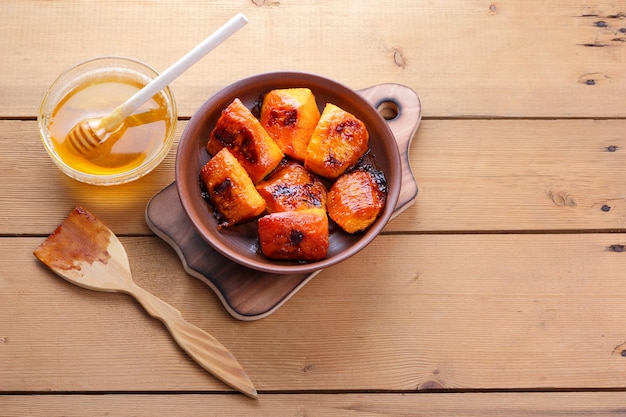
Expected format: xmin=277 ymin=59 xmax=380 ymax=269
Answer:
xmin=175 ymin=72 xmax=401 ymax=274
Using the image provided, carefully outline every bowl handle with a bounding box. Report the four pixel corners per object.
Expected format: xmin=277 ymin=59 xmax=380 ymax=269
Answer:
xmin=358 ymin=84 xmax=421 ymax=217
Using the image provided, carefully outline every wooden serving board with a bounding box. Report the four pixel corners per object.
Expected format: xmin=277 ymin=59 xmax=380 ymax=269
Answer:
xmin=145 ymin=84 xmax=421 ymax=321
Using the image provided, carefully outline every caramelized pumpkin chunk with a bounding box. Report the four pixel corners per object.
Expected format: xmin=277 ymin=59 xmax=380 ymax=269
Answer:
xmin=327 ymin=168 xmax=387 ymax=234
xmin=255 ymin=159 xmax=327 ymax=213
xmin=305 ymin=103 xmax=369 ymax=180
xmin=260 ymin=88 xmax=320 ymax=161
xmin=258 ymin=208 xmax=329 ymax=261
xmin=207 ymin=98 xmax=284 ymax=183
xmin=200 ymin=148 xmax=266 ymax=227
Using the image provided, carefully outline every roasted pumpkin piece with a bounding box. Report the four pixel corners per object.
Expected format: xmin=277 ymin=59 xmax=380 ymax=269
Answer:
xmin=260 ymin=88 xmax=320 ymax=161
xmin=200 ymin=147 xmax=266 ymax=227
xmin=207 ymin=98 xmax=284 ymax=183
xmin=258 ymin=208 xmax=329 ymax=262
xmin=304 ymin=103 xmax=369 ymax=180
xmin=255 ymin=159 xmax=327 ymax=213
xmin=327 ymin=168 xmax=387 ymax=234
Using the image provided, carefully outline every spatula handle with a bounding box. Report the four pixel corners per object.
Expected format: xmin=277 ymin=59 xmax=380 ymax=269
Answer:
xmin=128 ymin=283 xmax=257 ymax=398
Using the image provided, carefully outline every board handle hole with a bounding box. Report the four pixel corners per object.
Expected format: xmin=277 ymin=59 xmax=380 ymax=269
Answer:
xmin=377 ymin=100 xmax=400 ymax=121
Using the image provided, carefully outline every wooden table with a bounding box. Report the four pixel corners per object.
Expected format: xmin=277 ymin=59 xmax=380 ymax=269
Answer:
xmin=3 ymin=1 xmax=626 ymax=414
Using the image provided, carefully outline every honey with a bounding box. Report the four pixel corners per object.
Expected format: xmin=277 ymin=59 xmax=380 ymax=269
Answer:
xmin=48 ymin=75 xmax=172 ymax=176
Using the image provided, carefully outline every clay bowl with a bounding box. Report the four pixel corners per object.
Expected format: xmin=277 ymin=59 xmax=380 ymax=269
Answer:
xmin=176 ymin=72 xmax=401 ymax=274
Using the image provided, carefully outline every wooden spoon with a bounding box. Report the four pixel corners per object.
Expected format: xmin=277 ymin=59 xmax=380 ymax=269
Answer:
xmin=33 ymin=206 xmax=257 ymax=399
xmin=65 ymin=13 xmax=248 ymax=156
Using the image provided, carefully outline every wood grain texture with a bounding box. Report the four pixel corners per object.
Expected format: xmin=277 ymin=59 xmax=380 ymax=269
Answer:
xmin=6 ymin=232 xmax=626 ymax=392
xmin=4 ymin=392 xmax=626 ymax=416
xmin=359 ymin=83 xmax=421 ymax=214
xmin=33 ymin=207 xmax=257 ymax=398
xmin=2 ymin=1 xmax=626 ymax=118
xmin=2 ymin=118 xmax=625 ymax=235
xmin=3 ymin=0 xmax=626 ymax=412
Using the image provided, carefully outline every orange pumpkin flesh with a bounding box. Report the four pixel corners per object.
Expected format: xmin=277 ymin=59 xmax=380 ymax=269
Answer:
xmin=258 ymin=208 xmax=329 ymax=261
xmin=255 ymin=159 xmax=327 ymax=213
xmin=200 ymin=148 xmax=266 ymax=227
xmin=260 ymin=88 xmax=320 ymax=162
xmin=305 ymin=103 xmax=369 ymax=180
xmin=207 ymin=98 xmax=284 ymax=184
xmin=201 ymin=93 xmax=385 ymax=262
xmin=327 ymin=169 xmax=387 ymax=234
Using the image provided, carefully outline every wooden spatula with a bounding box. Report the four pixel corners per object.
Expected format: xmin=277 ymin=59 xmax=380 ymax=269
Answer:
xmin=33 ymin=206 xmax=257 ymax=399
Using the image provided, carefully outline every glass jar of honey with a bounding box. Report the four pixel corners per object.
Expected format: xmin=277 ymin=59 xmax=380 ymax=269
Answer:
xmin=38 ymin=57 xmax=177 ymax=185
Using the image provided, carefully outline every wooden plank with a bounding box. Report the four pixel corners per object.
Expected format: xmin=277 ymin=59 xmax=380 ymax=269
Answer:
xmin=4 ymin=233 xmax=626 ymax=392
xmin=2 ymin=1 xmax=626 ymax=118
xmin=4 ymin=392 xmax=626 ymax=416
xmin=3 ymin=118 xmax=625 ymax=235
xmin=0 ymin=119 xmax=181 ymax=235
xmin=391 ymin=118 xmax=626 ymax=233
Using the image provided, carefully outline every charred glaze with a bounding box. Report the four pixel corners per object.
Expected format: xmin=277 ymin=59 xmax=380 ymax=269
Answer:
xmin=213 ymin=126 xmax=259 ymax=164
xmin=34 ymin=206 xmax=112 ymax=272
xmin=267 ymin=108 xmax=298 ymax=128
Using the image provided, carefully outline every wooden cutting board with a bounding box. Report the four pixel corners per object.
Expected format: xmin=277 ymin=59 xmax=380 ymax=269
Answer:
xmin=145 ymin=83 xmax=421 ymax=320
